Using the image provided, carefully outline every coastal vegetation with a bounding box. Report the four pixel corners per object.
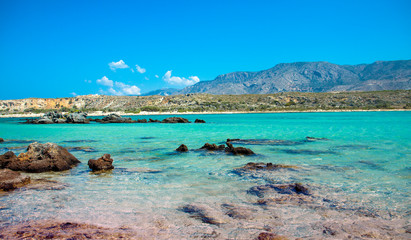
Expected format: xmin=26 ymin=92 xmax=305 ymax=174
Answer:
xmin=0 ymin=90 xmax=410 ymax=115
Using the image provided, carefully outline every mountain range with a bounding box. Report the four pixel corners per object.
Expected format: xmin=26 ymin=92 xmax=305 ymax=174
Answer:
xmin=173 ymin=60 xmax=411 ymax=95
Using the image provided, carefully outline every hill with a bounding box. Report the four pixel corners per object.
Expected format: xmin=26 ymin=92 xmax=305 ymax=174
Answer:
xmin=178 ymin=60 xmax=411 ymax=95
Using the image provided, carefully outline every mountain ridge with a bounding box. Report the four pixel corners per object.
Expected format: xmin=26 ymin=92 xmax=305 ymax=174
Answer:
xmin=177 ymin=60 xmax=411 ymax=95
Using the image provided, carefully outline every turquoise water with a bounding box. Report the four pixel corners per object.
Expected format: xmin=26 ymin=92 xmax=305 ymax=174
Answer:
xmin=0 ymin=112 xmax=410 ymax=238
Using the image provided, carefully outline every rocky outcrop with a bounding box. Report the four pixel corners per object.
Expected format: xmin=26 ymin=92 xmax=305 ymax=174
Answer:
xmin=148 ymin=118 xmax=161 ymax=123
xmin=101 ymin=113 xmax=135 ymax=123
xmin=305 ymin=136 xmax=329 ymax=141
xmin=25 ymin=111 xmax=89 ymax=124
xmin=137 ymin=119 xmax=147 ymax=123
xmin=225 ymin=142 xmax=255 ymax=155
xmin=176 ymin=144 xmax=188 ymax=152
xmin=0 ymin=138 xmax=4 ymax=143
xmin=66 ymin=112 xmax=89 ymax=123
xmin=88 ymin=154 xmax=114 ymax=171
xmin=161 ymin=117 xmax=190 ymax=123
xmin=0 ymin=169 xmax=31 ymax=191
xmin=194 ymin=119 xmax=206 ymax=123
xmin=0 ymin=143 xmax=80 ymax=173
xmin=200 ymin=143 xmax=225 ymax=151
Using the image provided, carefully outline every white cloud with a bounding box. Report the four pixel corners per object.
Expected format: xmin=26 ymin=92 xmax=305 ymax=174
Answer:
xmin=162 ymin=70 xmax=200 ymax=86
xmin=144 ymin=77 xmax=149 ymax=80
xmin=108 ymin=60 xmax=129 ymax=71
xmin=136 ymin=64 xmax=146 ymax=73
xmin=155 ymin=75 xmax=159 ymax=78
xmin=112 ymin=81 xmax=141 ymax=95
xmin=96 ymin=76 xmax=113 ymax=87
xmin=70 ymin=92 xmax=77 ymax=96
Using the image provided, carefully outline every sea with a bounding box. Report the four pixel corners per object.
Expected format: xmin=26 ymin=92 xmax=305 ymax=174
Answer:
xmin=0 ymin=112 xmax=410 ymax=239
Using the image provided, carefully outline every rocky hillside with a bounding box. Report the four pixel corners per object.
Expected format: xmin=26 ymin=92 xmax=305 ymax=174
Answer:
xmin=178 ymin=60 xmax=411 ymax=95
xmin=1 ymin=91 xmax=410 ymax=114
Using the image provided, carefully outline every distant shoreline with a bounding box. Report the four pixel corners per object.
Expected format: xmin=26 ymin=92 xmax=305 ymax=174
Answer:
xmin=0 ymin=109 xmax=409 ymax=118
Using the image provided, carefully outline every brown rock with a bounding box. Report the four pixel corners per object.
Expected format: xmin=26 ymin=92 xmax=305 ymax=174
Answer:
xmin=226 ymin=142 xmax=255 ymax=155
xmin=256 ymin=232 xmax=289 ymax=240
xmin=235 ymin=162 xmax=297 ymax=173
xmin=161 ymin=117 xmax=190 ymax=123
xmin=178 ymin=204 xmax=229 ymax=225
xmin=176 ymin=144 xmax=189 ymax=152
xmin=1 ymin=143 xmax=80 ymax=173
xmin=200 ymin=143 xmax=225 ymax=151
xmin=0 ymin=151 xmax=18 ymax=168
xmin=0 ymin=138 xmax=4 ymax=143
xmin=88 ymin=154 xmax=114 ymax=171
xmin=137 ymin=119 xmax=148 ymax=123
xmin=0 ymin=169 xmax=30 ymax=191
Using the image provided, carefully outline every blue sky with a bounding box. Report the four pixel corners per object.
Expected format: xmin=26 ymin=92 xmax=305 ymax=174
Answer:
xmin=0 ymin=0 xmax=410 ymax=99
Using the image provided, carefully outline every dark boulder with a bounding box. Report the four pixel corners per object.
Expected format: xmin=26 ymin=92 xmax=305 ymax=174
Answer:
xmin=225 ymin=142 xmax=255 ymax=155
xmin=0 ymin=138 xmax=4 ymax=143
xmin=0 ymin=169 xmax=31 ymax=191
xmin=148 ymin=118 xmax=161 ymax=123
xmin=88 ymin=154 xmax=114 ymax=171
xmin=194 ymin=119 xmax=206 ymax=123
xmin=176 ymin=144 xmax=189 ymax=152
xmin=101 ymin=113 xmax=135 ymax=123
xmin=200 ymin=143 xmax=225 ymax=151
xmin=0 ymin=142 xmax=80 ymax=173
xmin=161 ymin=117 xmax=190 ymax=123
xmin=248 ymin=183 xmax=310 ymax=198
xmin=137 ymin=119 xmax=148 ymax=123
xmin=226 ymin=138 xmax=240 ymax=142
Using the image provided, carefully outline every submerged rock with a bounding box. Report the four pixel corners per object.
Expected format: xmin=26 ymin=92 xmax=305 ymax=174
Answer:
xmin=225 ymin=142 xmax=255 ymax=155
xmin=221 ymin=203 xmax=254 ymax=220
xmin=234 ymin=162 xmax=297 ymax=173
xmin=256 ymin=232 xmax=289 ymax=240
xmin=194 ymin=119 xmax=206 ymax=123
xmin=0 ymin=143 xmax=80 ymax=173
xmin=0 ymin=221 xmax=138 ymax=239
xmin=200 ymin=143 xmax=225 ymax=151
xmin=176 ymin=144 xmax=189 ymax=152
xmin=0 ymin=169 xmax=31 ymax=191
xmin=161 ymin=117 xmax=190 ymax=123
xmin=248 ymin=183 xmax=310 ymax=198
xmin=88 ymin=154 xmax=114 ymax=171
xmin=67 ymin=146 xmax=97 ymax=152
xmin=305 ymin=136 xmax=329 ymax=141
xmin=178 ymin=204 xmax=229 ymax=225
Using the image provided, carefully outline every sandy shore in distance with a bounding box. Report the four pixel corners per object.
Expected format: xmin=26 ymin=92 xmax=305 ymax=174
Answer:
xmin=0 ymin=109 xmax=409 ymax=118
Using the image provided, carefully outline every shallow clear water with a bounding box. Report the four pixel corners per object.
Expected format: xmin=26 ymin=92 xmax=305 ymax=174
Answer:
xmin=0 ymin=112 xmax=410 ymax=238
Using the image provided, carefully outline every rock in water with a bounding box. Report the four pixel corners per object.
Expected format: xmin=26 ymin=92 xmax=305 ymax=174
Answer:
xmin=161 ymin=117 xmax=190 ymax=123
xmin=200 ymin=143 xmax=225 ymax=151
xmin=66 ymin=112 xmax=89 ymax=123
xmin=0 ymin=138 xmax=4 ymax=142
xmin=225 ymin=142 xmax=255 ymax=155
xmin=0 ymin=169 xmax=31 ymax=191
xmin=178 ymin=204 xmax=228 ymax=225
xmin=0 ymin=143 xmax=80 ymax=173
xmin=176 ymin=144 xmax=189 ymax=152
xmin=88 ymin=154 xmax=114 ymax=171
xmin=194 ymin=119 xmax=206 ymax=123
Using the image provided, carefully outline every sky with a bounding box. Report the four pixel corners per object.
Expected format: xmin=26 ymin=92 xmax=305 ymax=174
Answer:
xmin=0 ymin=0 xmax=410 ymax=99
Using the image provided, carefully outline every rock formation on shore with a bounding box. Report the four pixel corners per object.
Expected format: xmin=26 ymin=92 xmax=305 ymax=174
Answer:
xmin=0 ymin=142 xmax=80 ymax=172
xmin=25 ymin=111 xmax=89 ymax=124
